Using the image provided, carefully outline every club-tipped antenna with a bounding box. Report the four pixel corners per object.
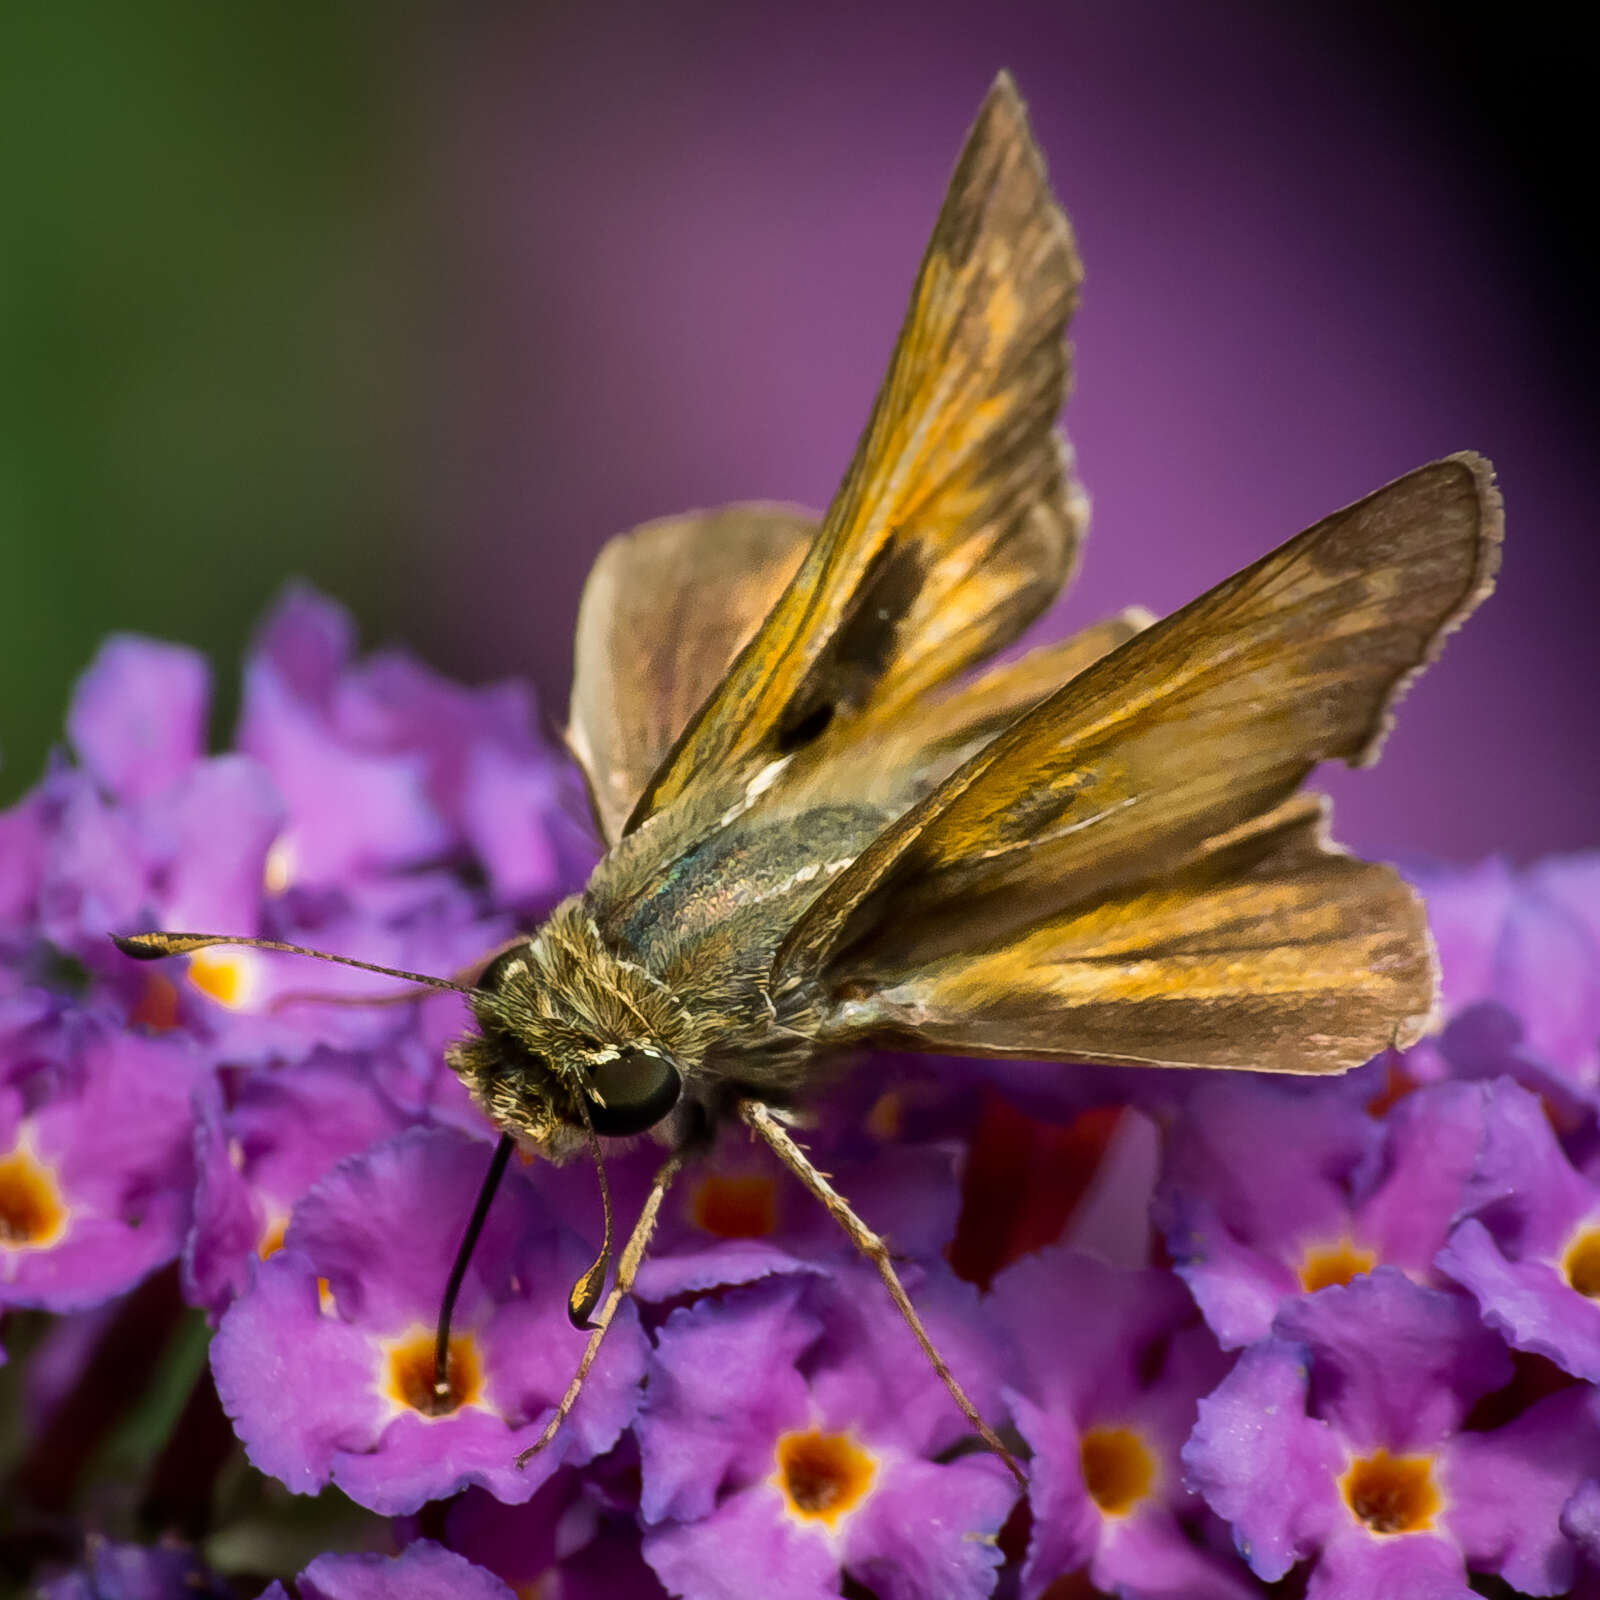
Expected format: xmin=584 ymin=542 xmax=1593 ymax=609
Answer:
xmin=111 ymin=931 xmax=476 ymax=996
xmin=432 ymin=1132 xmax=516 ymax=1407
xmin=565 ymin=1088 xmax=616 ymax=1329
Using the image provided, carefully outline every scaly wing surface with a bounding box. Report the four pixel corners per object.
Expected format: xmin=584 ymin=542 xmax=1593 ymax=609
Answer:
xmin=627 ymin=73 xmax=1085 ymax=836
xmin=773 ymin=454 xmax=1502 ymax=1073
xmin=567 ymin=504 xmax=815 ymax=842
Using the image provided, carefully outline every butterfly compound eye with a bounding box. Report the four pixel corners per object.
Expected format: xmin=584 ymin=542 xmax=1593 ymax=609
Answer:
xmin=587 ymin=1047 xmax=681 ymax=1136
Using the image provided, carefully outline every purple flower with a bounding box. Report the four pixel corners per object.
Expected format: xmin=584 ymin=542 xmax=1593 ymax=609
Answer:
xmin=637 ymin=1268 xmax=1018 ymax=1600
xmin=1155 ymin=1076 xmax=1486 ymax=1347
xmin=258 ymin=1539 xmax=515 ymax=1600
xmin=1 ymin=603 xmax=557 ymax=1075
xmin=1412 ymin=854 xmax=1600 ymax=1098
xmin=183 ymin=1049 xmax=413 ymax=1316
xmin=445 ymin=1473 xmax=666 ymax=1599
xmin=2 ymin=1025 xmax=204 ymax=1312
xmin=989 ymin=1247 xmax=1255 ymax=1600
xmin=1435 ymin=1076 xmax=1600 ymax=1378
xmin=38 ymin=1536 xmax=234 ymax=1600
xmin=211 ymin=1126 xmax=648 ymax=1514
xmin=238 ymin=585 xmax=587 ymax=904
xmin=66 ymin=636 xmax=211 ymax=806
xmin=1185 ymin=1268 xmax=1599 ymax=1597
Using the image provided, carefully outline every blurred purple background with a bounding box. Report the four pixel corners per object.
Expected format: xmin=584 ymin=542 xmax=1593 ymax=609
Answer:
xmin=416 ymin=3 xmax=1593 ymax=862
xmin=5 ymin=3 xmax=1593 ymax=862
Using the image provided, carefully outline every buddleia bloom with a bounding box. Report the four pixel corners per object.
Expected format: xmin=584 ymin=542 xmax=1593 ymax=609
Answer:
xmin=9 ymin=601 xmax=1600 ymax=1600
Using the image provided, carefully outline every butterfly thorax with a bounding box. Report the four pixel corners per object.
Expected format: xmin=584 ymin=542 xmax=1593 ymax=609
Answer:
xmin=449 ymin=799 xmax=894 ymax=1157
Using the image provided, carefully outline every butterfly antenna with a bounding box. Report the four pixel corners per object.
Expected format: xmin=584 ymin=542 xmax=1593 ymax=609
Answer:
xmin=111 ymin=931 xmax=476 ymax=996
xmin=430 ymin=1132 xmax=516 ymax=1407
xmin=565 ymin=1087 xmax=616 ymax=1328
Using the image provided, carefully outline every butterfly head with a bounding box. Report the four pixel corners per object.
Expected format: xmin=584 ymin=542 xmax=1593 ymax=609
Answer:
xmin=447 ymin=900 xmax=695 ymax=1158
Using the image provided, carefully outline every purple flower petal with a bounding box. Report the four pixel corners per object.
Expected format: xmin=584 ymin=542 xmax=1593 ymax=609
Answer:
xmin=459 ymin=739 xmax=564 ymax=906
xmin=67 ymin=636 xmax=209 ymax=804
xmin=808 ymin=1258 xmax=1011 ymax=1459
xmin=1453 ymin=1078 xmax=1593 ymax=1257
xmin=842 ymin=1455 xmax=1015 ymax=1600
xmin=1410 ymin=857 xmax=1516 ymax=1015
xmin=36 ymin=772 xmax=148 ymax=948
xmin=1445 ymin=1386 xmax=1600 ymax=1595
xmin=1007 ymin=1392 xmax=1105 ymax=1590
xmin=1183 ymin=1340 xmax=1345 ymax=1582
xmin=640 ymin=1268 xmax=1018 ymax=1598
xmin=295 ymin=1540 xmax=515 ymax=1600
xmin=1528 ymin=853 xmax=1600 ymax=955
xmin=1561 ymin=1476 xmax=1600 ymax=1566
xmin=992 ymin=1247 xmax=1194 ymax=1417
xmin=1161 ymin=1194 xmax=1298 ymax=1349
xmin=38 ymin=1537 xmax=233 ymax=1600
xmin=211 ymin=1246 xmax=389 ymax=1492
xmin=1495 ymin=887 xmax=1600 ymax=1081
xmin=239 ymin=661 xmax=450 ymax=887
xmin=1436 ymin=1217 xmax=1600 ymax=1380
xmin=0 ymin=782 xmax=47 ymax=924
xmin=1308 ymin=1530 xmax=1473 ymax=1600
xmin=3 ymin=1030 xmax=204 ymax=1311
xmin=183 ymin=1053 xmax=412 ymax=1315
xmin=154 ymin=755 xmax=283 ymax=933
xmin=1092 ymin=1508 xmax=1261 ymax=1600
xmin=250 ymin=584 xmax=354 ymax=708
xmin=637 ymin=1278 xmax=817 ymax=1525
xmin=1354 ymin=1081 xmax=1490 ymax=1275
xmin=1155 ymin=1077 xmax=1379 ymax=1346
xmin=642 ymin=1485 xmax=844 ymax=1600
xmin=1271 ymin=1270 xmax=1511 ymax=1452
xmin=627 ymin=1133 xmax=961 ymax=1305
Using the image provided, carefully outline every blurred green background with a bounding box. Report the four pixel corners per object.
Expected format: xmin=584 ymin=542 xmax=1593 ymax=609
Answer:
xmin=0 ymin=7 xmax=427 ymax=800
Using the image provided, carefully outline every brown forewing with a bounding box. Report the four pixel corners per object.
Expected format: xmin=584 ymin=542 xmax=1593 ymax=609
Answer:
xmin=780 ymin=609 xmax=1151 ymax=817
xmin=626 ymin=73 xmax=1086 ymax=837
xmin=773 ymin=453 xmax=1502 ymax=998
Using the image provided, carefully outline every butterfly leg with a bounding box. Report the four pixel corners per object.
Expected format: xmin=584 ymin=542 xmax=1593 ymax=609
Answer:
xmin=515 ymin=1147 xmax=688 ymax=1468
xmin=738 ymin=1098 xmax=1026 ymax=1486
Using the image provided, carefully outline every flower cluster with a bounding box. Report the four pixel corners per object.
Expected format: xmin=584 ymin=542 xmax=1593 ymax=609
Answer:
xmin=5 ymin=591 xmax=1600 ymax=1599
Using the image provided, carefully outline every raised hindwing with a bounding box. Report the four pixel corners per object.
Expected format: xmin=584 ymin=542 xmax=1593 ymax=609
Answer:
xmin=567 ymin=503 xmax=816 ymax=844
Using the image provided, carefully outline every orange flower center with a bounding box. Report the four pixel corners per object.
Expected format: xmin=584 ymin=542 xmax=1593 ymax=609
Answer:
xmin=258 ymin=1216 xmax=289 ymax=1259
xmin=1299 ymin=1238 xmax=1378 ymax=1293
xmin=773 ymin=1429 xmax=876 ymax=1526
xmin=383 ymin=1327 xmax=483 ymax=1417
xmin=1080 ymin=1426 xmax=1155 ymax=1516
xmin=1563 ymin=1224 xmax=1600 ymax=1298
xmin=0 ymin=1145 xmax=67 ymax=1249
xmin=690 ymin=1173 xmax=778 ymax=1239
xmin=1341 ymin=1449 xmax=1441 ymax=1534
xmin=188 ymin=951 xmax=254 ymax=1008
